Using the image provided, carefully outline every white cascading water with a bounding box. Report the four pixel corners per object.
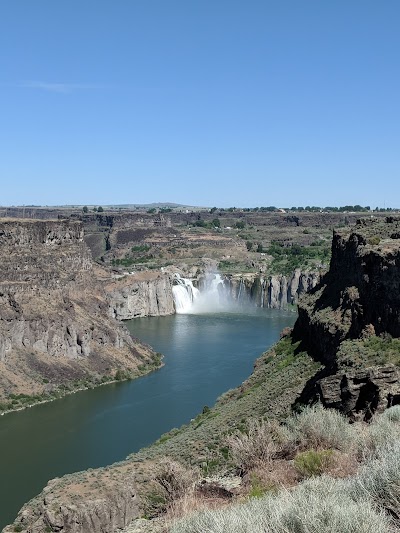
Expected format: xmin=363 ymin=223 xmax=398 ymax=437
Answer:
xmin=172 ymin=272 xmax=231 ymax=314
xmin=260 ymin=278 xmax=265 ymax=308
xmin=172 ymin=274 xmax=201 ymax=313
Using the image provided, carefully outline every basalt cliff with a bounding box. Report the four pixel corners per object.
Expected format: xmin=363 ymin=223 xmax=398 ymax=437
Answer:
xmin=293 ymin=216 xmax=400 ymax=419
xmin=0 ymin=219 xmax=158 ymax=406
xmin=4 ymin=217 xmax=400 ymax=533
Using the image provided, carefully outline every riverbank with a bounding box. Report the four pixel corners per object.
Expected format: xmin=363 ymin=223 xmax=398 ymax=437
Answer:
xmin=0 ymin=351 xmax=163 ymax=416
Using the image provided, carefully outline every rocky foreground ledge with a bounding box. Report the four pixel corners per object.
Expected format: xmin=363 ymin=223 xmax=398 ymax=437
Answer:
xmin=5 ymin=217 xmax=400 ymax=532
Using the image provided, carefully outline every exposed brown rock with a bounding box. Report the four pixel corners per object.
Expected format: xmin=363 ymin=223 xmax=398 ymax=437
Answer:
xmin=317 ymin=365 xmax=400 ymax=421
xmin=0 ymin=219 xmax=157 ymax=402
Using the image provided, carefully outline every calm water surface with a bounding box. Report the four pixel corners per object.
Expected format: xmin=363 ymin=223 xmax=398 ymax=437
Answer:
xmin=0 ymin=310 xmax=295 ymax=528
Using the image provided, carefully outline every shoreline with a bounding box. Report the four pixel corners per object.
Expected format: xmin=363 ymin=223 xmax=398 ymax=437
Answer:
xmin=0 ymin=360 xmax=164 ymax=417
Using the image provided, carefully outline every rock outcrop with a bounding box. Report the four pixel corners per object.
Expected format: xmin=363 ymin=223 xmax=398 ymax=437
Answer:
xmin=316 ymin=365 xmax=400 ymax=421
xmin=106 ymin=272 xmax=175 ymax=319
xmin=293 ymin=217 xmax=400 ymax=419
xmin=3 ymin=464 xmax=139 ymax=533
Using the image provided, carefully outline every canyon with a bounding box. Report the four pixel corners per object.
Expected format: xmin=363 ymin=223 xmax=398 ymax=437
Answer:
xmin=0 ymin=212 xmax=325 ymax=405
xmin=2 ymin=212 xmax=400 ymax=532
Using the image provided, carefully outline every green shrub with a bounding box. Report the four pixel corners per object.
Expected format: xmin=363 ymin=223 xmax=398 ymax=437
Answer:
xmin=115 ymin=369 xmax=130 ymax=381
xmin=294 ymin=449 xmax=333 ymax=478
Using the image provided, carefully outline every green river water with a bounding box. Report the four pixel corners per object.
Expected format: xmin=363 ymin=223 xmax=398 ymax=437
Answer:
xmin=0 ymin=309 xmax=296 ymax=528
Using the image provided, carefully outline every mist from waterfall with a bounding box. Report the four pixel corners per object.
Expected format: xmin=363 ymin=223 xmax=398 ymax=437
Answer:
xmin=172 ymin=272 xmax=238 ymax=314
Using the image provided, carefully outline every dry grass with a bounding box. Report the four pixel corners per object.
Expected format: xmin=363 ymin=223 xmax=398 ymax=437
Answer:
xmin=172 ymin=475 xmax=393 ymax=533
xmin=142 ymin=458 xmax=200 ymax=518
xmin=169 ymin=406 xmax=400 ymax=532
xmin=166 ymin=491 xmax=230 ymax=526
xmin=243 ymin=460 xmax=299 ymax=495
xmin=286 ymin=404 xmax=356 ymax=451
xmin=226 ymin=418 xmax=291 ymax=474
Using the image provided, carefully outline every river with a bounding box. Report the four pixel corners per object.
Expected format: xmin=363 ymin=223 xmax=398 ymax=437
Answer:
xmin=0 ymin=309 xmax=295 ymax=529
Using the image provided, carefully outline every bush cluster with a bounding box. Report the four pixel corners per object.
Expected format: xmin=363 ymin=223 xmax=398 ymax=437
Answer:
xmin=170 ymin=405 xmax=400 ymax=532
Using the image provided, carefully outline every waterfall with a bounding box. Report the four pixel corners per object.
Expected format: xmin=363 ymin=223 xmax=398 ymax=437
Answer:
xmin=260 ymin=278 xmax=265 ymax=308
xmin=171 ymin=269 xmax=316 ymax=314
xmin=172 ymin=274 xmax=200 ymax=314
xmin=237 ymin=278 xmax=244 ymax=301
xmin=172 ymin=271 xmax=231 ymax=314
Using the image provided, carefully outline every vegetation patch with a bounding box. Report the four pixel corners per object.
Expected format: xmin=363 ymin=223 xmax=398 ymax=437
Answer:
xmin=294 ymin=449 xmax=334 ymax=478
xmin=338 ymin=336 xmax=400 ymax=368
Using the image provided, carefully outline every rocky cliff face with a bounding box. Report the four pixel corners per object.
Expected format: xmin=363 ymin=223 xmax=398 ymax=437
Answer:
xmin=0 ymin=220 xmax=156 ymax=402
xmin=3 ymin=463 xmax=139 ymax=533
xmin=294 ymin=217 xmax=400 ymax=362
xmin=106 ymin=268 xmax=319 ymax=319
xmin=293 ymin=217 xmax=400 ymax=419
xmin=218 ymin=270 xmax=319 ymax=309
xmin=106 ymin=271 xmax=175 ymax=319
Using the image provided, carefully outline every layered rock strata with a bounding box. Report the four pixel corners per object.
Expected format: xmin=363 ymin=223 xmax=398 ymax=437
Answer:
xmin=106 ymin=271 xmax=175 ymax=319
xmin=0 ymin=219 xmax=156 ymax=401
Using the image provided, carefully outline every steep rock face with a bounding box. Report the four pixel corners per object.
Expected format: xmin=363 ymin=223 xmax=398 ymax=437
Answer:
xmin=316 ymin=365 xmax=400 ymax=421
xmin=294 ymin=217 xmax=400 ymax=364
xmin=106 ymin=272 xmax=175 ymax=319
xmin=293 ymin=217 xmax=400 ymax=418
xmin=0 ymin=220 xmax=155 ymax=401
xmin=222 ymin=270 xmax=319 ymax=309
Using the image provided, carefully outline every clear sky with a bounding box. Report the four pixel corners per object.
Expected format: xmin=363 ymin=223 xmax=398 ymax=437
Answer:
xmin=0 ymin=1 xmax=399 ymax=208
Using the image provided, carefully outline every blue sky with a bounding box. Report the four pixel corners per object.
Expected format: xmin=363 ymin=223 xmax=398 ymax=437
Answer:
xmin=0 ymin=1 xmax=399 ymax=208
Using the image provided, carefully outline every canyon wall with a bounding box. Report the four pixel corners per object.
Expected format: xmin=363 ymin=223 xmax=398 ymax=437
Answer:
xmin=106 ymin=269 xmax=320 ymax=318
xmin=0 ymin=217 xmax=320 ymax=403
xmin=7 ymin=218 xmax=400 ymax=533
xmin=0 ymin=219 xmax=156 ymax=401
xmin=294 ymin=217 xmax=400 ymax=363
xmin=293 ymin=217 xmax=400 ymax=419
xmin=106 ymin=272 xmax=175 ymax=319
xmin=217 ymin=270 xmax=319 ymax=309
